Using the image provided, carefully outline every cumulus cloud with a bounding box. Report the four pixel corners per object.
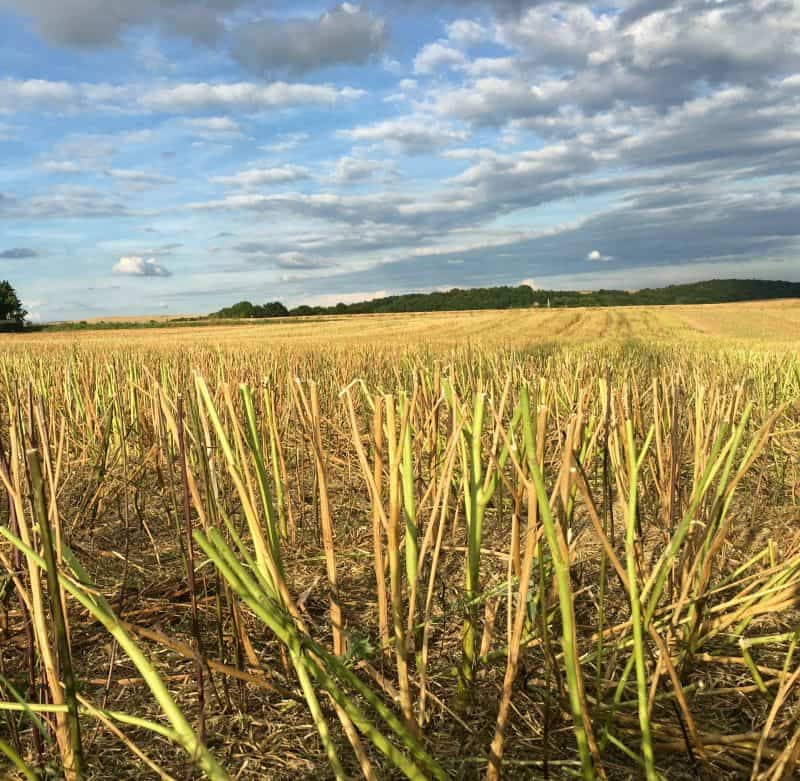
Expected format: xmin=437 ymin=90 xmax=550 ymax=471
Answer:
xmin=0 ymin=0 xmax=240 ymax=48
xmin=112 ymin=256 xmax=171 ymax=277
xmin=232 ymin=4 xmax=386 ymax=75
xmin=496 ymin=5 xmax=615 ymax=70
xmin=4 ymin=0 xmax=800 ymax=318
xmin=432 ymin=0 xmax=800 ymax=127
xmin=340 ymin=116 xmax=468 ymax=154
xmin=0 ymin=77 xmax=77 ymax=113
xmin=209 ymin=166 xmax=311 ymax=188
xmin=0 ymin=0 xmax=539 ymax=54
xmin=138 ymin=81 xmax=364 ymax=113
xmin=189 ymin=66 xmax=800 ymax=265
xmin=414 ymin=42 xmax=467 ymax=74
xmin=1 ymin=78 xmax=363 ymax=115
xmin=446 ymin=19 xmax=489 ymax=47
xmin=0 ymin=247 xmax=38 ymax=259
xmin=331 ymin=156 xmax=398 ymax=184
xmin=21 ymin=298 xmax=43 ymax=322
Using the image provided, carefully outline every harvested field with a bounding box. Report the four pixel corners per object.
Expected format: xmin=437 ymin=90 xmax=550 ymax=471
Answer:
xmin=1 ymin=301 xmax=799 ymax=780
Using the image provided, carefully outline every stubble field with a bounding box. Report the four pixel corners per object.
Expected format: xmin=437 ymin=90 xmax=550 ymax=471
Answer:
xmin=1 ymin=300 xmax=799 ymax=780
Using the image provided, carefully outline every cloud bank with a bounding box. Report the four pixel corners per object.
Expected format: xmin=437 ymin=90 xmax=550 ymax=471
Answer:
xmin=0 ymin=0 xmax=798 ymax=319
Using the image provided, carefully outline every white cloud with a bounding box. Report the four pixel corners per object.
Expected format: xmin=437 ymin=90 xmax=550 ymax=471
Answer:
xmin=41 ymin=160 xmax=83 ymax=173
xmin=21 ymin=299 xmax=44 ymax=322
xmin=382 ymin=56 xmax=403 ymax=74
xmin=340 ymin=116 xmax=468 ymax=154
xmin=432 ymin=0 xmax=800 ymax=130
xmin=185 ymin=116 xmax=241 ymax=134
xmin=209 ymin=165 xmax=311 ymax=188
xmin=384 ymin=78 xmax=419 ymax=104
xmin=6 ymin=185 xmax=131 ymax=219
xmin=331 ymin=156 xmax=397 ymax=184
xmin=112 ymin=256 xmax=171 ymax=276
xmin=414 ymin=42 xmax=467 ymax=74
xmin=443 ymin=147 xmax=502 ymax=161
xmin=446 ymin=19 xmax=489 ymax=47
xmin=106 ymin=168 xmax=175 ymax=185
xmin=0 ymin=77 xmax=364 ymax=116
xmin=262 ymin=132 xmax=309 ymax=153
xmin=303 ymin=289 xmax=391 ymax=307
xmin=139 ymin=81 xmax=363 ymax=113
xmin=5 ymin=0 xmax=800 ymax=320
xmin=497 ymin=5 xmax=614 ymax=70
xmin=462 ymin=57 xmax=515 ymax=77
xmin=0 ymin=77 xmax=76 ymax=113
xmin=275 ymin=251 xmax=330 ymax=269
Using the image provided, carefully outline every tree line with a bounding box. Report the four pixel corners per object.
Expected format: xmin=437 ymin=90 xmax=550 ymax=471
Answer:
xmin=5 ymin=277 xmax=800 ymax=330
xmin=209 ymin=279 xmax=800 ymax=320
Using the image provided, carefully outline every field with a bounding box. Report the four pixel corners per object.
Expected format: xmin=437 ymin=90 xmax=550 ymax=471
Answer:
xmin=22 ymin=299 xmax=800 ymax=350
xmin=1 ymin=300 xmax=799 ymax=780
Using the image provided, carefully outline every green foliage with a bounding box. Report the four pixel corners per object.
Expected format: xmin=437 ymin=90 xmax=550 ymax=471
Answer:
xmin=210 ymin=279 xmax=800 ymax=321
xmin=0 ymin=280 xmax=27 ymax=324
xmin=290 ymin=285 xmax=540 ymax=315
xmin=209 ymin=300 xmax=289 ymax=319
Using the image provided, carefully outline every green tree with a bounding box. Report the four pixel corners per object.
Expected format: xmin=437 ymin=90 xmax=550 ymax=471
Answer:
xmin=0 ymin=280 xmax=26 ymax=323
xmin=259 ymin=301 xmax=288 ymax=317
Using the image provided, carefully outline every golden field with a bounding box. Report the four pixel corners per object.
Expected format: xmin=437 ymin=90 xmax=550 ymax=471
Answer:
xmin=1 ymin=300 xmax=799 ymax=780
xmin=12 ymin=299 xmax=800 ymax=352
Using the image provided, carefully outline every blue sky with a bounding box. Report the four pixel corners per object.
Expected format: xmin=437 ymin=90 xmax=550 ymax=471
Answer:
xmin=1 ymin=0 xmax=799 ymax=321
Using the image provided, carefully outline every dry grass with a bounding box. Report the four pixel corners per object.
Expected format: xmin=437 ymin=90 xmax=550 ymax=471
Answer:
xmin=1 ymin=300 xmax=799 ymax=780
xmin=14 ymin=299 xmax=800 ymax=353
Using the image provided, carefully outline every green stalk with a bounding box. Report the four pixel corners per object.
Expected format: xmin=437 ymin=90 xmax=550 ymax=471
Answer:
xmin=623 ymin=421 xmax=657 ymax=780
xmin=641 ymin=423 xmax=731 ymax=623
xmin=400 ymin=392 xmax=419 ymax=588
xmin=0 ymin=701 xmax=178 ymax=742
xmin=0 ymin=527 xmax=229 ymax=781
xmin=240 ymin=384 xmax=283 ymax=567
xmin=195 ymin=529 xmax=447 ymax=780
xmin=194 ymin=529 xmax=346 ymax=778
xmin=458 ymin=392 xmax=486 ymax=705
xmin=520 ymin=388 xmax=595 ymax=781
xmin=0 ymin=737 xmax=39 ymax=781
xmin=264 ymin=392 xmax=288 ymax=539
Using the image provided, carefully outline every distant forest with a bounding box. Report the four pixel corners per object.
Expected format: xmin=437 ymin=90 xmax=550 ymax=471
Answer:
xmin=209 ymin=278 xmax=800 ymax=319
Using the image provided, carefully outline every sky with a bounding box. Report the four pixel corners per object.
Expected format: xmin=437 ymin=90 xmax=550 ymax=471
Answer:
xmin=1 ymin=0 xmax=799 ymax=321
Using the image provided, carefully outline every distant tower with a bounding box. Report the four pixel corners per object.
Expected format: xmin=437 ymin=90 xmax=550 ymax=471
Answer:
xmin=547 ymin=297 xmax=551 ymax=308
